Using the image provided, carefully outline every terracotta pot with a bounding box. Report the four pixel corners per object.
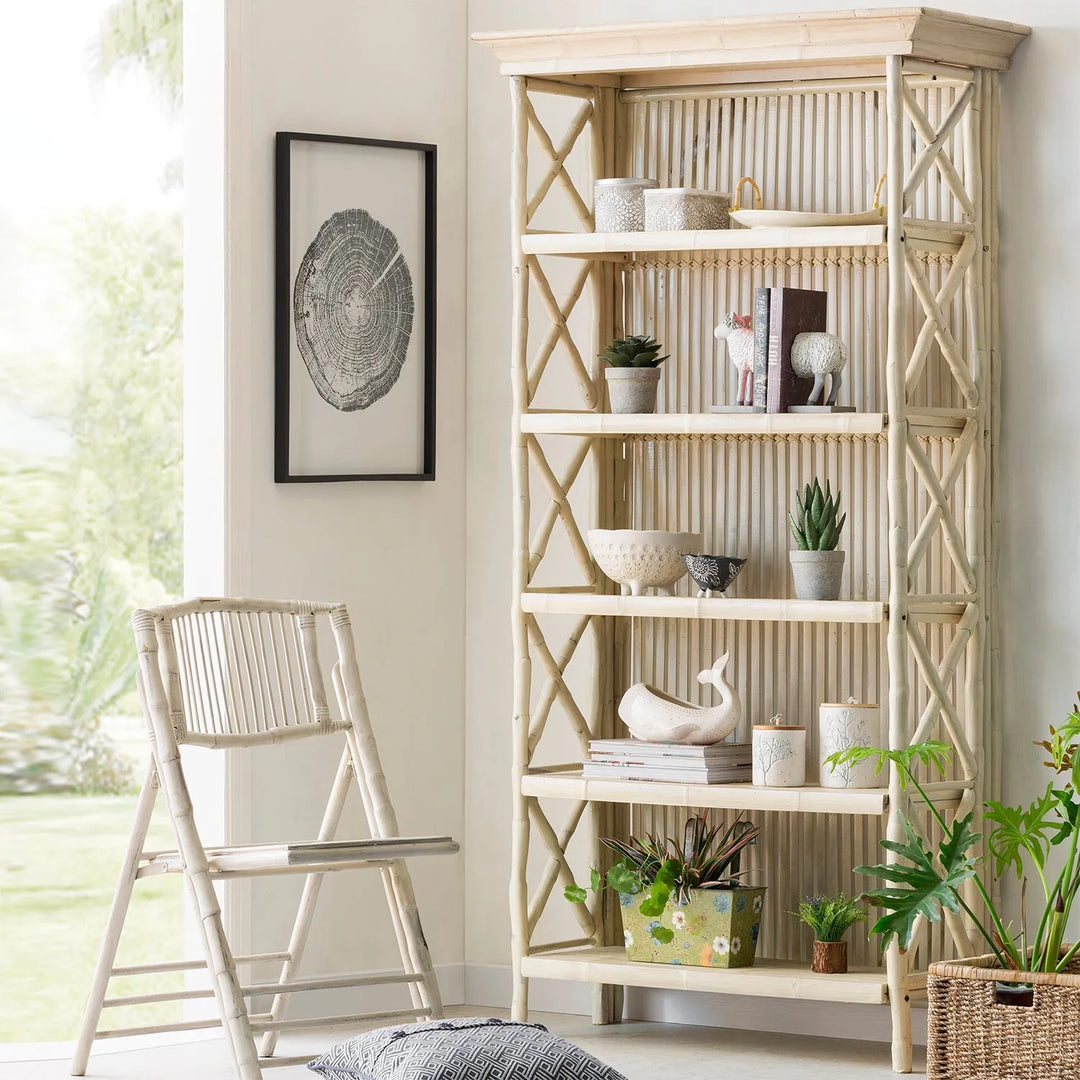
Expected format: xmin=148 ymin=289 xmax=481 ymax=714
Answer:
xmin=812 ymin=939 xmax=848 ymax=974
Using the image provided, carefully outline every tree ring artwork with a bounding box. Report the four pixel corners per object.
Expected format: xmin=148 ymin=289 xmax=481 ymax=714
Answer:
xmin=293 ymin=208 xmax=414 ymax=412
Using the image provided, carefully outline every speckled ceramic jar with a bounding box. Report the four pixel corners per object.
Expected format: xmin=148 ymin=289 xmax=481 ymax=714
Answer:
xmin=593 ymin=178 xmax=658 ymax=231
xmin=620 ymin=886 xmax=765 ymax=969
xmin=644 ymin=188 xmax=731 ymax=231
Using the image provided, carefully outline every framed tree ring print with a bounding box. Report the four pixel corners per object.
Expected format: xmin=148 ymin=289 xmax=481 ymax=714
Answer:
xmin=275 ymin=132 xmax=436 ymax=481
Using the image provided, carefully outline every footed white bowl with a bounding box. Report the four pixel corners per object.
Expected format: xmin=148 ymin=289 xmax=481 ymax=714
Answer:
xmin=587 ymin=529 xmax=703 ymax=596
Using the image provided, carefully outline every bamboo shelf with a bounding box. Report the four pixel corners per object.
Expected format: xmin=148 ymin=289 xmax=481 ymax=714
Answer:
xmin=521 ymin=947 xmax=890 ymax=1005
xmin=520 ymin=593 xmax=972 ymax=624
xmin=520 ymin=221 xmax=967 ymax=258
xmin=521 ymin=410 xmax=971 ymax=439
xmin=520 ymin=593 xmax=887 ymax=623
xmin=521 ymin=771 xmax=968 ymax=816
xmin=477 ymin=8 xmax=1028 ymax=1073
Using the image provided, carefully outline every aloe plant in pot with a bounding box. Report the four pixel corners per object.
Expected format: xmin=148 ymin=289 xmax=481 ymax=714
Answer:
xmin=565 ymin=814 xmax=764 ymax=968
xmin=788 ymin=477 xmax=847 ymax=600
xmin=602 ymin=334 xmax=669 ymax=414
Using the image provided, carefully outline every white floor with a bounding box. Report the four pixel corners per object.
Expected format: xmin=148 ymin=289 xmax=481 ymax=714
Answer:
xmin=2 ymin=1006 xmax=925 ymax=1079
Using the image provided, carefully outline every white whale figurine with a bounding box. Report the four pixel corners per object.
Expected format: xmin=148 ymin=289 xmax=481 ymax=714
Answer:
xmin=617 ymin=653 xmax=742 ymax=745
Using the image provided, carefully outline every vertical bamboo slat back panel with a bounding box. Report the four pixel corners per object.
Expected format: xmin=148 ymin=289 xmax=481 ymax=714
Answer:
xmin=609 ymin=80 xmax=971 ymax=968
xmin=147 ymin=601 xmax=345 ymax=747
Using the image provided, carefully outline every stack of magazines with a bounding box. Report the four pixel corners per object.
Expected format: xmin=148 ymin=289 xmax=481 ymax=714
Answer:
xmin=584 ymin=739 xmax=752 ymax=784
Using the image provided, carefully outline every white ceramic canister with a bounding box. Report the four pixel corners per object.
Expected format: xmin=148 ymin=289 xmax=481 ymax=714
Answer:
xmin=644 ymin=187 xmax=732 ymax=231
xmin=594 ymin=178 xmax=658 ymax=232
xmin=752 ymin=721 xmax=806 ymax=787
xmin=818 ymin=702 xmax=883 ymax=788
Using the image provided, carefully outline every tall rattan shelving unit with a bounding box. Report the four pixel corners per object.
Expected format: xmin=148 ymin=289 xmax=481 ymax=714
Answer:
xmin=474 ymin=9 xmax=1028 ymax=1072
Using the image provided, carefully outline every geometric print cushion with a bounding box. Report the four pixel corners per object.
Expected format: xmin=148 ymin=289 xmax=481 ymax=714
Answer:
xmin=307 ymin=1017 xmax=629 ymax=1080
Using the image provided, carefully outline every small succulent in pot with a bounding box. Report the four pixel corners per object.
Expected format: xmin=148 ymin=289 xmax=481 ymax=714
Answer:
xmin=602 ymin=334 xmax=669 ymax=414
xmin=788 ymin=478 xmax=847 ymax=600
xmin=790 ymin=892 xmax=866 ymax=973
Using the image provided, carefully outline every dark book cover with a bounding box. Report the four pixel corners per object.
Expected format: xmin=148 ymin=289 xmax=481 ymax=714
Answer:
xmin=752 ymin=287 xmax=771 ymax=410
xmin=766 ymin=287 xmax=828 ymax=413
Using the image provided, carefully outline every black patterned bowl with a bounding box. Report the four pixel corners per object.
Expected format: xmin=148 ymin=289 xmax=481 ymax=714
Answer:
xmin=681 ymin=554 xmax=746 ymax=598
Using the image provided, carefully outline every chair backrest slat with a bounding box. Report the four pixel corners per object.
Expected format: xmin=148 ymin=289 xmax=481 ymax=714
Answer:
xmin=134 ymin=598 xmax=350 ymax=748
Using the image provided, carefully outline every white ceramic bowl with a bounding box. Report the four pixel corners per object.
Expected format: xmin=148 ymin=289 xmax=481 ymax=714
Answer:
xmin=587 ymin=529 xmax=703 ymax=596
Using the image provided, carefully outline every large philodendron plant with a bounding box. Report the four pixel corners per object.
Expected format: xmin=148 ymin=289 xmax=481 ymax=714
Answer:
xmin=826 ymin=694 xmax=1080 ymax=974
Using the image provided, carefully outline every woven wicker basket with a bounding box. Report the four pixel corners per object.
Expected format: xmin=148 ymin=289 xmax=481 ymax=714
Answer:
xmin=927 ymin=953 xmax=1080 ymax=1079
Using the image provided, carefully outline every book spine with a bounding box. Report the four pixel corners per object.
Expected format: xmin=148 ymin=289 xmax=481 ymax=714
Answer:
xmin=752 ymin=286 xmax=770 ymax=410
xmin=766 ymin=286 xmax=784 ymax=413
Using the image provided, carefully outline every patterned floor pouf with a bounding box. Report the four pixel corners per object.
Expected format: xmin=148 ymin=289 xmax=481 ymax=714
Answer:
xmin=308 ymin=1017 xmax=629 ymax=1080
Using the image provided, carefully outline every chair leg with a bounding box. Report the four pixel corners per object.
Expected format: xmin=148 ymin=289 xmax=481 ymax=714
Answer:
xmin=386 ymin=860 xmax=445 ymax=1017
xmin=339 ymin=722 xmax=434 ymax=1016
xmin=259 ymin=748 xmax=351 ymax=1059
xmin=186 ymin=866 xmax=263 ymax=1080
xmin=72 ymin=760 xmax=158 ymax=1076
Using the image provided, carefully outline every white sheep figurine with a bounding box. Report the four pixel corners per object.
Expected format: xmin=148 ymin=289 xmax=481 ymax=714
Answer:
xmin=791 ymin=331 xmax=848 ymax=406
xmin=714 ymin=312 xmax=754 ymax=406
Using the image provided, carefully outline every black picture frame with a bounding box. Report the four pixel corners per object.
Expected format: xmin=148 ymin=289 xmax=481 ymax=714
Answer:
xmin=274 ymin=131 xmax=437 ymax=482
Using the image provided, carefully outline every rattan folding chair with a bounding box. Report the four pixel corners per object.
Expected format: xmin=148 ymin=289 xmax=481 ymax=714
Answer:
xmin=71 ymin=598 xmax=458 ymax=1080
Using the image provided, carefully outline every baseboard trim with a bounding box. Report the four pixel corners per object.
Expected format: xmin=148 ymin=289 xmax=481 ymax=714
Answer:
xmin=462 ymin=962 xmax=928 ymax=1046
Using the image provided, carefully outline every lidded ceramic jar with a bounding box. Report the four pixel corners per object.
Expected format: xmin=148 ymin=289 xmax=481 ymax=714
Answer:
xmin=593 ymin=178 xmax=658 ymax=232
xmin=818 ymin=701 xmax=883 ymax=788
xmin=752 ymin=716 xmax=806 ymax=787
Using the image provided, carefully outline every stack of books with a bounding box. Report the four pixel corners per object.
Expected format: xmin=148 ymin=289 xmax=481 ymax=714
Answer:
xmin=584 ymin=739 xmax=752 ymax=784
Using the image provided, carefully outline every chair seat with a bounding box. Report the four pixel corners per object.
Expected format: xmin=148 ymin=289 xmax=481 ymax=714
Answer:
xmin=137 ymin=835 xmax=458 ymax=878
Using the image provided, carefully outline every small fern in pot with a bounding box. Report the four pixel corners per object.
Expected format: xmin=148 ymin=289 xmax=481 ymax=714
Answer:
xmin=791 ymin=892 xmax=867 ymax=974
xmin=565 ymin=814 xmax=765 ymax=969
xmin=602 ymin=334 xmax=669 ymax=414
xmin=788 ymin=477 xmax=847 ymax=600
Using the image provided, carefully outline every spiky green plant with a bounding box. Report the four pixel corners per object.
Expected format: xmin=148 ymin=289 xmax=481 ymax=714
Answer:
xmin=601 ymin=334 xmax=669 ymax=368
xmin=789 ymin=478 xmax=846 ymax=551
xmin=791 ymin=892 xmax=867 ymax=942
xmin=564 ymin=815 xmax=760 ymax=942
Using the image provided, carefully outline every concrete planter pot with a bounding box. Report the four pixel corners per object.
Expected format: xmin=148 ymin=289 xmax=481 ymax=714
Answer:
xmin=812 ymin=940 xmax=848 ymax=974
xmin=620 ymin=886 xmax=765 ymax=969
xmin=605 ymin=367 xmax=662 ymax=413
xmin=789 ymin=549 xmax=845 ymax=600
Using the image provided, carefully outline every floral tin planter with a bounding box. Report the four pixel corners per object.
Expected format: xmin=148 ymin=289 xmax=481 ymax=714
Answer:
xmin=619 ymin=886 xmax=765 ymax=969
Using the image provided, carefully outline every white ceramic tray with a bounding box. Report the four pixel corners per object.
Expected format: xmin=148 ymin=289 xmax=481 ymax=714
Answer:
xmin=729 ymin=208 xmax=885 ymax=228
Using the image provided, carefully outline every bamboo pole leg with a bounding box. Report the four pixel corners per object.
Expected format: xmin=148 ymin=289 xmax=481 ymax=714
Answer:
xmin=259 ymin=745 xmax=352 ymax=1058
xmin=509 ymin=74 xmax=534 ymax=1025
xmin=71 ymin=759 xmax=158 ymax=1076
xmin=342 ymin=727 xmax=443 ymax=1019
xmin=592 ymin=983 xmax=622 ymax=1025
xmin=330 ymin=667 xmax=428 ymax=1017
xmin=888 ymin=941 xmax=913 ymax=1073
xmin=885 ymin=54 xmax=913 ymax=1075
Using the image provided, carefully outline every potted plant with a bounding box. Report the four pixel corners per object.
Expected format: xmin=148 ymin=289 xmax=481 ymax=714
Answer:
xmin=565 ymin=814 xmax=764 ymax=968
xmin=788 ymin=477 xmax=846 ymax=600
xmin=601 ymin=334 xmax=669 ymax=414
xmin=825 ymin=694 xmax=1080 ymax=1078
xmin=791 ymin=892 xmax=866 ymax=974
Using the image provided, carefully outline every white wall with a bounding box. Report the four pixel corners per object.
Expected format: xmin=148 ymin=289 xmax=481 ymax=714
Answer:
xmin=464 ymin=0 xmax=1080 ymax=1037
xmin=185 ymin=0 xmax=468 ymax=1002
